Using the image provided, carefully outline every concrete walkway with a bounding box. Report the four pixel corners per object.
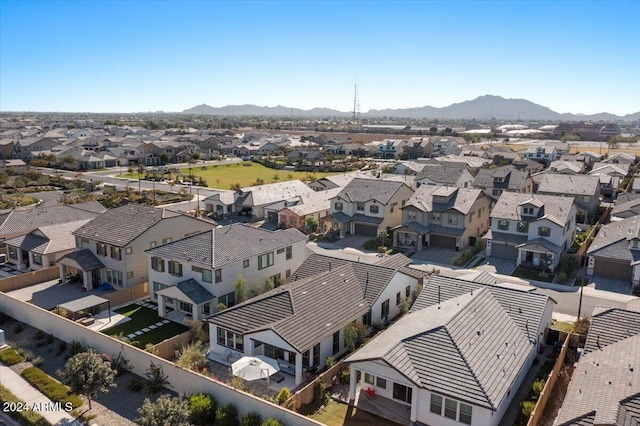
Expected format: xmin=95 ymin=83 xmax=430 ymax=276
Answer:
xmin=0 ymin=362 xmax=80 ymax=425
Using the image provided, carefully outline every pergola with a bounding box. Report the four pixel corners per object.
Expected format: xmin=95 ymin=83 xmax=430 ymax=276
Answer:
xmin=57 ymin=295 xmax=111 ymax=321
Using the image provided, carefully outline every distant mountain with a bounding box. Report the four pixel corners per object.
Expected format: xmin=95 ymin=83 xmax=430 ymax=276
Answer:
xmin=181 ymin=97 xmax=640 ymax=121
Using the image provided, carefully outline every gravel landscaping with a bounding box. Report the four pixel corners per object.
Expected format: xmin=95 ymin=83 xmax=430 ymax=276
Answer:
xmin=0 ymin=314 xmax=177 ymax=426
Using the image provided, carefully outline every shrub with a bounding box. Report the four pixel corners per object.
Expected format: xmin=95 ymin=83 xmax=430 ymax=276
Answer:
xmin=35 ymin=330 xmax=46 ymax=340
xmin=13 ymin=323 xmax=24 ymax=334
xmin=176 ymin=341 xmax=208 ymax=371
xmin=31 ymin=356 xmax=44 ymax=368
xmin=574 ymin=317 xmax=590 ymax=335
xmin=558 ymin=271 xmax=567 ymax=282
xmin=45 ymin=334 xmax=54 ymax=345
xmin=57 ymin=341 xmax=67 ymax=355
xmin=110 ymin=352 xmax=132 ymax=376
xmin=0 ymin=383 xmax=49 ymax=426
xmin=21 ymin=367 xmax=82 ymax=408
xmin=189 ymin=393 xmax=216 ymax=425
xmin=261 ymin=419 xmax=285 ymax=426
xmin=276 ymin=387 xmax=291 ymax=405
xmin=339 ymin=368 xmax=350 ymax=384
xmin=128 ymin=379 xmax=143 ymax=392
xmin=241 ymin=411 xmax=262 ymax=426
xmin=69 ymin=339 xmax=87 ymax=356
xmin=313 ymin=380 xmax=330 ymax=406
xmin=145 ymin=362 xmax=170 ymax=393
xmin=531 ymin=379 xmax=545 ymax=399
xmin=215 ymin=403 xmax=239 ymax=426
xmin=372 ymin=320 xmax=384 ymax=333
xmin=325 ymin=356 xmax=336 ymax=368
xmin=0 ymin=348 xmax=25 ymax=366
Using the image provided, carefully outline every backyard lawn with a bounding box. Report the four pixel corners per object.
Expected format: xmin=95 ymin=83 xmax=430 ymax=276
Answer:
xmin=103 ymin=304 xmax=189 ymax=346
xmin=118 ymin=162 xmax=342 ymax=189
xmin=313 ymin=401 xmax=400 ymax=426
xmin=512 ymin=268 xmax=556 ymax=283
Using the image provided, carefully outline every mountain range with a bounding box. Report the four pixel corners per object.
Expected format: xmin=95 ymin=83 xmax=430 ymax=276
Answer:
xmin=182 ymin=95 xmax=640 ymax=121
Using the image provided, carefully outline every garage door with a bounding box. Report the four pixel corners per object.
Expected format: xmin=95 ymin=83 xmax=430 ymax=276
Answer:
xmin=430 ymin=234 xmax=457 ymax=249
xmin=354 ymin=223 xmax=378 ymax=236
xmin=491 ymin=242 xmax=518 ymax=259
xmin=267 ymin=212 xmax=278 ymax=224
xmin=593 ymin=258 xmax=632 ymax=281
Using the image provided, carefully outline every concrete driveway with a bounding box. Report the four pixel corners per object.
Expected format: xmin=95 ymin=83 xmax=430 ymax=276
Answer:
xmin=333 ymin=234 xmax=374 ymax=251
xmin=477 ymin=256 xmax=517 ymax=275
xmin=411 ymin=247 xmax=461 ymax=266
xmin=588 ymin=276 xmax=632 ymax=295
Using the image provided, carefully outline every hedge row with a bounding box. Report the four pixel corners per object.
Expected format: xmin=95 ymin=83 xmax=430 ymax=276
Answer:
xmin=21 ymin=367 xmax=83 ymax=408
xmin=0 ymin=383 xmax=50 ymax=426
xmin=0 ymin=347 xmax=25 ymax=366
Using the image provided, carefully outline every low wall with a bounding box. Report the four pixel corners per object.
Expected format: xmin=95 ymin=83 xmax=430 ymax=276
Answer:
xmin=0 ymin=267 xmax=60 ymax=292
xmin=103 ymin=282 xmax=149 ymax=307
xmin=527 ymin=334 xmax=571 ymax=426
xmin=0 ymin=291 xmax=321 ymax=426
xmin=286 ymin=361 xmax=347 ymax=410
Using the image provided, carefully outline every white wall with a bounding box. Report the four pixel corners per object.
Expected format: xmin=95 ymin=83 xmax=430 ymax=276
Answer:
xmin=370 ymin=273 xmax=416 ymax=324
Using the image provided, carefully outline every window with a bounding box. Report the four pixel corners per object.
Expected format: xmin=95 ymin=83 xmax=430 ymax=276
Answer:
xmin=243 ymin=259 xmax=250 ymax=268
xmin=407 ymin=210 xmax=416 ymax=220
xmin=492 ymin=188 xmax=501 ymax=196
xmin=152 ymin=281 xmax=168 ymax=299
xmin=277 ymin=247 xmax=285 ymax=254
xmin=390 ymin=202 xmax=397 ymax=213
xmin=370 ymin=205 xmax=379 ymax=214
xmin=214 ymin=269 xmax=222 ymax=283
xmin=447 ymin=214 xmax=458 ymax=225
xmin=459 ymin=403 xmax=473 ymax=425
xmin=445 ymin=398 xmax=457 ymax=419
xmin=362 ymin=311 xmax=372 ymax=326
xmin=392 ymin=383 xmax=412 ymax=403
xmin=302 ymin=350 xmax=310 ymax=368
xmin=258 ymin=252 xmax=274 ymax=270
xmin=110 ymin=246 xmax=122 ymax=260
xmin=270 ymin=273 xmax=281 ymax=286
xmin=106 ymin=269 xmax=123 ymax=287
xmin=168 ymin=261 xmax=182 ymax=277
xmin=517 ymin=221 xmax=528 ymax=233
xmin=539 ymin=226 xmax=551 ymax=237
xmin=406 ymin=286 xmax=411 ymax=298
xmin=126 ymin=271 xmax=134 ymax=279
xmin=498 ymin=220 xmax=509 ymax=231
xmin=376 ymin=377 xmax=387 ymax=389
xmin=218 ymin=291 xmax=235 ymax=308
xmin=381 ymin=299 xmax=390 ymax=319
xmin=523 ymin=207 xmax=534 ymax=215
xmin=432 ymin=212 xmax=441 ymax=221
xmin=286 ymin=269 xmax=291 ymax=279
xmin=396 ymin=292 xmax=401 ymax=306
xmin=7 ymin=247 xmax=17 ymax=259
xmin=364 ymin=373 xmax=375 ymax=385
xmin=217 ymin=327 xmax=243 ymax=352
xmin=75 ymin=237 xmax=83 ymax=248
xmin=356 ymin=202 xmax=365 ymax=211
xmin=48 ymin=255 xmax=56 ymax=266
xmin=312 ymin=343 xmax=320 ymax=367
xmin=32 ymin=254 xmax=42 ymax=266
xmin=430 ymin=394 xmax=443 ymax=414
xmin=334 ymin=202 xmax=343 ymax=211
xmin=202 ymin=269 xmax=212 ymax=283
xmin=162 ymin=238 xmax=172 ymax=244
xmin=582 ymin=195 xmax=590 ymax=202
xmin=125 ymin=247 xmax=133 ymax=255
xmin=150 ymin=241 xmax=157 ymax=248
xmin=151 ymin=257 xmax=165 ymax=272
xmin=96 ymin=243 xmax=107 ymax=256
xmin=179 ymin=302 xmax=193 ymax=313
xmin=286 ymin=245 xmax=292 ymax=260
xmin=333 ymin=330 xmax=340 ymax=354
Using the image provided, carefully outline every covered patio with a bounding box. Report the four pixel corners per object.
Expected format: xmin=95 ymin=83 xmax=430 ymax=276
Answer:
xmin=58 ymin=249 xmax=105 ymax=290
xmin=516 ymin=238 xmax=562 ymax=270
xmin=156 ymin=279 xmax=213 ymax=321
xmin=57 ymin=294 xmax=111 ymax=325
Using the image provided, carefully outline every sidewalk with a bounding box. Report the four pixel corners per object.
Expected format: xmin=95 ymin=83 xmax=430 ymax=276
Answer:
xmin=0 ymin=362 xmax=80 ymax=425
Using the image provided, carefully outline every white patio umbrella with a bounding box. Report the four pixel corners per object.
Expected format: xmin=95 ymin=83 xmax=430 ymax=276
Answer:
xmin=231 ymin=355 xmax=280 ymax=385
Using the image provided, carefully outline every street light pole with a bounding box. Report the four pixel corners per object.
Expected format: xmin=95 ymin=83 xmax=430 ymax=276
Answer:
xmin=196 ymin=187 xmax=200 ymax=216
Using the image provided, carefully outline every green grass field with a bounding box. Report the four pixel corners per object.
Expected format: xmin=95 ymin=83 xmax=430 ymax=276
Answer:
xmin=103 ymin=304 xmax=189 ymax=346
xmin=313 ymin=400 xmax=400 ymax=426
xmin=118 ymin=162 xmax=341 ymax=189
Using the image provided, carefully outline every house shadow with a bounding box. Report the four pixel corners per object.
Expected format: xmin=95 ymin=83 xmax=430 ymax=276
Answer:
xmin=30 ymin=281 xmax=113 ymax=311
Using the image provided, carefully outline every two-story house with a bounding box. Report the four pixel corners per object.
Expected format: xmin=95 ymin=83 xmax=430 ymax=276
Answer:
xmin=548 ymin=160 xmax=585 ymax=174
xmin=234 ymin=180 xmax=315 ymax=220
xmin=145 ymin=224 xmax=307 ymax=320
xmin=370 ymin=139 xmax=407 ymax=159
xmin=393 ymin=186 xmax=491 ymax=251
xmin=413 ymin=163 xmax=474 ymax=189
xmin=536 ymin=173 xmax=600 ymax=223
xmin=325 ymin=178 xmax=414 ymax=237
xmin=486 ymin=192 xmax=576 ymax=270
xmin=59 ymin=205 xmax=215 ymax=290
xmin=207 ymin=256 xmax=419 ymax=385
xmin=471 ymin=168 xmax=533 ymax=200
xmin=524 ymin=145 xmax=557 ymax=164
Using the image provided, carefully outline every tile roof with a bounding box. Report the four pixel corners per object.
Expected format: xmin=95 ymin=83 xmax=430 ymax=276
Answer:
xmin=347 ymin=288 xmax=534 ymax=410
xmin=208 ymin=264 xmax=370 ymax=351
xmin=375 ymin=253 xmax=426 ymax=280
xmin=516 ymin=238 xmax=563 ymax=254
xmin=412 ymin=275 xmax=551 ymax=337
xmin=490 ymin=192 xmax=574 ymax=227
xmin=472 ymin=168 xmax=531 ymax=190
xmin=73 ymin=204 xmax=184 ymax=247
xmin=239 ymin=180 xmax=314 ymax=207
xmin=414 ymin=163 xmax=468 ymax=185
xmin=284 ymin=188 xmax=342 ymax=216
xmin=406 ymin=185 xmax=484 ymax=215
xmin=612 ymin=198 xmax=640 ymax=218
xmin=4 ymin=219 xmax=92 ymax=254
xmin=537 ymin=173 xmax=600 ymax=196
xmin=0 ymin=203 xmax=104 ymax=239
xmin=548 ymin=160 xmax=585 ymax=173
xmin=157 ymin=279 xmax=213 ymax=305
xmin=146 ymin=224 xmax=306 ymax=269
xmin=556 ymin=308 xmax=640 ymax=425
xmin=590 ymin=162 xmax=631 ymax=176
xmin=587 ymin=216 xmax=640 ymax=260
xmin=60 ymin=249 xmax=105 ymax=271
xmin=335 ymin=178 xmax=410 ymax=205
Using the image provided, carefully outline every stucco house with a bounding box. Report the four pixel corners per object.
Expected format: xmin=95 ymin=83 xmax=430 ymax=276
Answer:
xmin=235 ymin=180 xmax=315 ymax=220
xmin=525 ymin=145 xmax=557 ymax=164
xmin=325 ymin=178 xmax=414 ymax=237
xmin=536 ymin=173 xmax=600 ymax=223
xmin=59 ymin=205 xmax=215 ymax=290
xmin=586 ymin=215 xmax=640 ymax=284
xmin=471 ymin=168 xmax=533 ymax=200
xmin=346 ymin=274 xmax=554 ymax=426
xmin=393 ymin=186 xmax=491 ymax=251
xmin=145 ymin=224 xmax=307 ymax=320
xmin=485 ymin=192 xmax=576 ymax=270
xmin=278 ymin=188 xmax=341 ymax=231
xmin=207 ymin=256 xmax=418 ymax=385
xmin=414 ymin=163 xmax=474 ymax=189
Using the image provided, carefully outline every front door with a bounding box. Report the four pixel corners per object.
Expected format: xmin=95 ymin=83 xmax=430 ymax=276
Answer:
xmin=526 ymin=251 xmax=534 ymax=262
xmin=21 ymin=250 xmax=30 ymax=267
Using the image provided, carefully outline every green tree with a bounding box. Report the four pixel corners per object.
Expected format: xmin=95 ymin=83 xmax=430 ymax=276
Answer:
xmin=136 ymin=395 xmax=190 ymax=426
xmin=189 ymin=393 xmax=216 ymax=425
xmin=263 ymin=277 xmax=274 ymax=292
xmin=343 ymin=322 xmax=357 ymax=351
xmin=176 ymin=342 xmax=208 ymax=371
xmin=58 ymin=349 xmax=116 ymax=410
xmin=272 ymin=173 xmax=280 ymax=182
xmin=250 ymin=280 xmax=262 ymax=297
xmin=234 ymin=275 xmax=248 ymax=303
xmin=305 ymin=216 xmax=319 ymax=233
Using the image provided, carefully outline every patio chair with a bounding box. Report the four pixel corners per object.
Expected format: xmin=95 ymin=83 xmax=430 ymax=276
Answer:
xmin=365 ymin=387 xmax=376 ymax=398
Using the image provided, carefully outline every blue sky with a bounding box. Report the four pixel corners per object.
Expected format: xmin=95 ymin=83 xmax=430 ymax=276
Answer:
xmin=1 ymin=0 xmax=639 ymax=115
